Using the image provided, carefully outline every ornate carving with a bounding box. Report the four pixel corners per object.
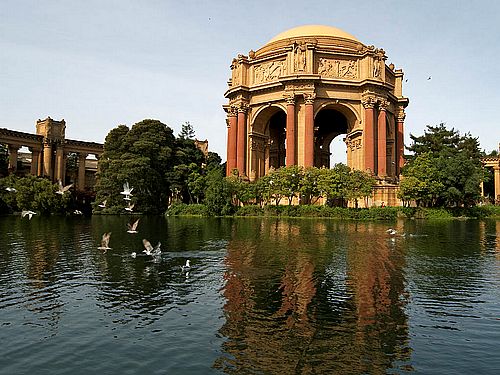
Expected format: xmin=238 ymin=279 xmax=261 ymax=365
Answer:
xmin=304 ymin=93 xmax=316 ymax=104
xmin=318 ymin=58 xmax=358 ymax=79
xmin=378 ymin=99 xmax=389 ymax=111
xmin=254 ymin=60 xmax=286 ymax=84
xmin=396 ymin=107 xmax=406 ymax=122
xmin=347 ymin=138 xmax=362 ymax=151
xmin=373 ymin=57 xmax=382 ymax=78
xmin=283 ymin=93 xmax=295 ymax=105
xmin=293 ymin=42 xmax=307 ymax=72
xmin=361 ymin=95 xmax=377 ymax=109
xmin=237 ymin=103 xmax=249 ymax=113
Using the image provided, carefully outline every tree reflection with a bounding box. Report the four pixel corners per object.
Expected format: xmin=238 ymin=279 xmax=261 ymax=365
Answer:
xmin=215 ymin=219 xmax=411 ymax=374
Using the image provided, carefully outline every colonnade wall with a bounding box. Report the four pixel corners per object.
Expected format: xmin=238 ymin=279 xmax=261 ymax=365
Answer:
xmin=0 ymin=117 xmax=103 ymax=191
xmin=481 ymin=149 xmax=500 ymax=204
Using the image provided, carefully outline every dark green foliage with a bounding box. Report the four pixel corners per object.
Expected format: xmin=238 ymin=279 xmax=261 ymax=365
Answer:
xmin=94 ymin=119 xmax=176 ymax=214
xmin=0 ymin=144 xmax=8 ymax=177
xmin=204 ymin=167 xmax=233 ymax=216
xmin=0 ymin=175 xmax=71 ymax=214
xmin=401 ymin=124 xmax=484 ymax=207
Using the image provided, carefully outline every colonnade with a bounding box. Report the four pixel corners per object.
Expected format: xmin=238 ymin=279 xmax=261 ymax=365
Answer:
xmin=1 ymin=123 xmax=102 ymax=191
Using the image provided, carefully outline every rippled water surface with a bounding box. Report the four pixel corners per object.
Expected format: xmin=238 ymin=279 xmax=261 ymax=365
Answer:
xmin=1 ymin=216 xmax=499 ymax=374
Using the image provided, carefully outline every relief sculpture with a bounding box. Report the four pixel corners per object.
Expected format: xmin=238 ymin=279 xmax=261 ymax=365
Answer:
xmin=318 ymin=58 xmax=358 ymax=79
xmin=254 ymin=60 xmax=286 ymax=84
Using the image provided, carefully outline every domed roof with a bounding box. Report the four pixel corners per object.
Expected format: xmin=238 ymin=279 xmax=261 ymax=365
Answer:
xmin=267 ymin=25 xmax=359 ymax=44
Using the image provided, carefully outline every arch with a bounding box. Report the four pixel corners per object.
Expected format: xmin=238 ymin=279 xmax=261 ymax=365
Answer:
xmin=314 ymin=104 xmax=357 ymax=168
xmin=248 ymin=105 xmax=287 ymax=179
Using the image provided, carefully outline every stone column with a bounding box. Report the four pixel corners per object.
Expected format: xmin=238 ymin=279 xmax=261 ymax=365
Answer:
xmin=362 ymin=97 xmax=376 ymax=173
xmin=43 ymin=142 xmax=52 ymax=179
xmin=78 ymin=153 xmax=88 ymax=191
xmin=226 ymin=107 xmax=238 ymax=176
xmin=55 ymin=145 xmax=65 ymax=182
xmin=285 ymin=96 xmax=296 ymax=166
xmin=304 ymin=94 xmax=315 ymax=167
xmin=29 ymin=147 xmax=41 ymax=176
xmin=377 ymin=101 xmax=388 ymax=177
xmin=494 ymin=166 xmax=500 ymax=204
xmin=237 ymin=105 xmax=247 ymax=176
xmin=396 ymin=108 xmax=406 ymax=176
xmin=8 ymin=145 xmax=20 ymax=173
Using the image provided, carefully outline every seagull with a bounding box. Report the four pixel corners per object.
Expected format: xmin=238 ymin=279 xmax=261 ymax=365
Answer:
xmin=97 ymin=232 xmax=112 ymax=252
xmin=5 ymin=187 xmax=17 ymax=193
xmin=120 ymin=181 xmax=134 ymax=200
xmin=56 ymin=180 xmax=73 ymax=195
xmin=125 ymin=203 xmax=134 ymax=212
xmin=98 ymin=199 xmax=107 ymax=208
xmin=73 ymin=209 xmax=83 ymax=215
xmin=131 ymin=252 xmax=137 ymax=258
xmin=427 ymin=76 xmax=431 ymax=80
xmin=386 ymin=228 xmax=398 ymax=235
xmin=127 ymin=219 xmax=140 ymax=233
xmin=142 ymin=239 xmax=161 ymax=256
xmin=21 ymin=210 xmax=37 ymax=220
xmin=181 ymin=259 xmax=191 ymax=272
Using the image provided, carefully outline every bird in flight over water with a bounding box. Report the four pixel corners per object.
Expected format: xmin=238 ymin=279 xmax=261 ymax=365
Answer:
xmin=127 ymin=219 xmax=140 ymax=233
xmin=97 ymin=232 xmax=112 ymax=252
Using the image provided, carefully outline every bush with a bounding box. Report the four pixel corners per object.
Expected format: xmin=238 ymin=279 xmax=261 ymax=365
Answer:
xmin=166 ymin=202 xmax=208 ymax=216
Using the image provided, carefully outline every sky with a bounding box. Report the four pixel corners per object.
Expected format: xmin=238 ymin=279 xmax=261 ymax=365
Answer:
xmin=1 ymin=0 xmax=499 ymax=163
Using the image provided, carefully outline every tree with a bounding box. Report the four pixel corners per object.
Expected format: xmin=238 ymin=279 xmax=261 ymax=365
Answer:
xmin=403 ymin=124 xmax=483 ymax=207
xmin=178 ymin=122 xmax=196 ymax=140
xmin=0 ymin=143 xmax=8 ymax=177
xmin=204 ymin=167 xmax=232 ymax=216
xmin=348 ymin=169 xmax=376 ymax=208
xmin=94 ymin=119 xmax=176 ymax=214
xmin=299 ymin=167 xmax=322 ymax=204
xmin=0 ymin=175 xmax=70 ymax=214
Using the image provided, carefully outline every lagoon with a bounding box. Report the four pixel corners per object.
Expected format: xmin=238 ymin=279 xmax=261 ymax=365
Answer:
xmin=1 ymin=216 xmax=499 ymax=374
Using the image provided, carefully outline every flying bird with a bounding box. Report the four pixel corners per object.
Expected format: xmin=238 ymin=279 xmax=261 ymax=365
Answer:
xmin=98 ymin=200 xmax=107 ymax=208
xmin=127 ymin=219 xmax=140 ymax=233
xmin=142 ymin=239 xmax=161 ymax=256
xmin=56 ymin=180 xmax=73 ymax=195
xmin=120 ymin=182 xmax=134 ymax=200
xmin=74 ymin=210 xmax=83 ymax=215
xmin=21 ymin=210 xmax=37 ymax=220
xmin=386 ymin=228 xmax=398 ymax=235
xmin=125 ymin=203 xmax=134 ymax=212
xmin=97 ymin=232 xmax=112 ymax=252
xmin=427 ymin=76 xmax=431 ymax=80
xmin=5 ymin=187 xmax=17 ymax=193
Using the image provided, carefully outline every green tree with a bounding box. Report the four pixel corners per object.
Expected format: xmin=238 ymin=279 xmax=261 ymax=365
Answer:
xmin=94 ymin=119 xmax=176 ymax=214
xmin=299 ymin=167 xmax=322 ymax=204
xmin=403 ymin=124 xmax=484 ymax=207
xmin=204 ymin=167 xmax=232 ymax=216
xmin=348 ymin=169 xmax=376 ymax=208
xmin=0 ymin=175 xmax=70 ymax=214
xmin=178 ymin=121 xmax=196 ymax=140
xmin=0 ymin=143 xmax=8 ymax=177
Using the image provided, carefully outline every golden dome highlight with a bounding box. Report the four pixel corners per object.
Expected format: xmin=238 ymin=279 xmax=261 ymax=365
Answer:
xmin=267 ymin=25 xmax=359 ymax=44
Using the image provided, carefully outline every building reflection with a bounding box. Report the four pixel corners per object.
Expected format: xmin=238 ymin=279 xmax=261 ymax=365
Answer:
xmin=215 ymin=219 xmax=411 ymax=374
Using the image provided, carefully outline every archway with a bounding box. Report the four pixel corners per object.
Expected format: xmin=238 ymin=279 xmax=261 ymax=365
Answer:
xmin=249 ymin=106 xmax=287 ymax=179
xmin=314 ymin=108 xmax=349 ymax=168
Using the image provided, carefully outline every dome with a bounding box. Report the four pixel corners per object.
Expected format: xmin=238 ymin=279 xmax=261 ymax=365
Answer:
xmin=266 ymin=25 xmax=359 ymax=44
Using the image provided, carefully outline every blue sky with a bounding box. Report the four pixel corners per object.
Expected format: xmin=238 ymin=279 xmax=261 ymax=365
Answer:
xmin=1 ymin=0 xmax=499 ymax=162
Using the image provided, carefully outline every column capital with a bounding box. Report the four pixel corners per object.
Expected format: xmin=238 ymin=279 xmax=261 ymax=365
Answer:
xmin=237 ymin=103 xmax=249 ymax=113
xmin=378 ymin=99 xmax=389 ymax=111
xmin=361 ymin=96 xmax=377 ymax=109
xmin=304 ymin=93 xmax=316 ymax=104
xmin=284 ymin=94 xmax=295 ymax=105
xmin=396 ymin=107 xmax=406 ymax=122
xmin=228 ymin=105 xmax=238 ymax=117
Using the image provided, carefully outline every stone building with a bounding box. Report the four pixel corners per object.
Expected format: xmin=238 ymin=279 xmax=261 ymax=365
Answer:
xmin=0 ymin=117 xmax=103 ymax=191
xmin=224 ymin=25 xmax=409 ymax=206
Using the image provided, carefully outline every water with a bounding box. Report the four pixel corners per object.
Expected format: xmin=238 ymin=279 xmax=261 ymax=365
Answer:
xmin=0 ymin=216 xmax=499 ymax=374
